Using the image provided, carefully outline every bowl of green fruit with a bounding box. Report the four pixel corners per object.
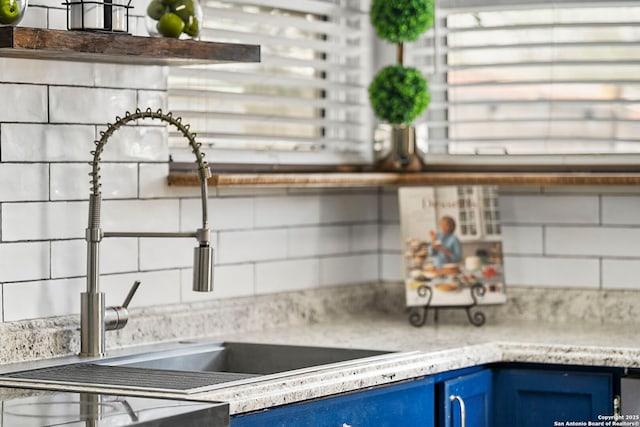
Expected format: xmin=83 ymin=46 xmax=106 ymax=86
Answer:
xmin=0 ymin=0 xmax=27 ymax=26
xmin=146 ymin=0 xmax=202 ymax=39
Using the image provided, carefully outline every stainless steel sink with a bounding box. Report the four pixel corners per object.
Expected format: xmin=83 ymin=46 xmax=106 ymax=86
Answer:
xmin=98 ymin=341 xmax=391 ymax=375
xmin=1 ymin=342 xmax=395 ymax=394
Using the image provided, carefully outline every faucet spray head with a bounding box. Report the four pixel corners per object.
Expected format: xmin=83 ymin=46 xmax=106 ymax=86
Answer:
xmin=193 ymin=228 xmax=214 ymax=292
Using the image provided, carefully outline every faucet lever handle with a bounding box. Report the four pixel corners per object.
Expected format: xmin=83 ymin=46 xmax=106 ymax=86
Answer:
xmin=122 ymin=280 xmax=141 ymax=308
xmin=105 ymin=280 xmax=141 ymax=331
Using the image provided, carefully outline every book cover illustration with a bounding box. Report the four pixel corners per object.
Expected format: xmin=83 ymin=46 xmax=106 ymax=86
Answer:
xmin=399 ymin=186 xmax=507 ymax=308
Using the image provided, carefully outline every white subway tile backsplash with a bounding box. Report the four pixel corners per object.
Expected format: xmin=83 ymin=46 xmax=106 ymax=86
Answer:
xmin=94 ymin=65 xmax=167 ymax=90
xmin=0 ymin=163 xmax=48 ymax=202
xmin=101 ymin=270 xmax=181 ymax=308
xmin=180 ymin=263 xmax=254 ymax=302
xmin=2 ymin=201 xmax=87 ymax=241
xmin=50 ymin=239 xmax=84 ymax=278
xmin=139 ymin=163 xmax=201 ymax=198
xmin=181 ymin=197 xmax=254 ymax=231
xmin=1 ymin=124 xmax=95 ymax=162
xmin=102 ymin=238 xmax=139 ymax=274
xmin=255 ymin=258 xmax=320 ymax=294
xmin=218 ymin=229 xmax=287 ymax=264
xmin=254 ymin=196 xmax=320 ymax=228
xmin=602 ymin=196 xmax=640 ymax=225
xmin=503 ymin=256 xmax=599 ymax=288
xmin=287 ymin=226 xmax=349 ymax=257
xmin=0 ymin=242 xmax=50 ymax=282
xmin=50 ymin=163 xmax=138 ymax=200
xmin=102 ymin=200 xmax=180 ymax=232
xmin=350 ymin=224 xmax=379 ymax=252
xmin=0 ymin=84 xmax=47 ymax=122
xmin=499 ymin=195 xmax=599 ymax=224
xmin=137 ymin=90 xmax=167 ymax=112
xmin=501 ymin=226 xmax=544 ymax=255
xmin=0 ymin=59 xmax=93 ymax=86
xmin=382 ymin=192 xmax=399 ymax=222
xmin=381 ymin=252 xmax=403 ymax=282
xmin=381 ymin=224 xmax=401 ymax=251
xmin=602 ymin=259 xmax=640 ymax=290
xmin=3 ymin=277 xmax=84 ymax=321
xmin=99 ymin=126 xmax=168 ymax=162
xmin=51 ymin=238 xmax=137 ymax=278
xmin=49 ymin=87 xmax=136 ymax=124
xmin=320 ymin=194 xmax=378 ymax=224
xmin=545 ymin=226 xmax=640 ymax=257
xmin=320 ymin=254 xmax=379 ymax=286
xmin=139 ymin=237 xmax=194 ymax=270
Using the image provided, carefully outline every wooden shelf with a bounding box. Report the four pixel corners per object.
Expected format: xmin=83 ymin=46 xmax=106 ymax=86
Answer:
xmin=0 ymin=27 xmax=260 ymax=65
xmin=168 ymin=171 xmax=640 ymax=188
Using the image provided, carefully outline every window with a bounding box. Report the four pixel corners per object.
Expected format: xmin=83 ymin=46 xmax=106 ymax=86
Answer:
xmin=168 ymin=0 xmax=373 ymax=166
xmin=408 ymin=0 xmax=640 ymax=166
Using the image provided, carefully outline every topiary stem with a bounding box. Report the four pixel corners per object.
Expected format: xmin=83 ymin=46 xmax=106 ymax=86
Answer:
xmin=397 ymin=42 xmax=404 ymax=65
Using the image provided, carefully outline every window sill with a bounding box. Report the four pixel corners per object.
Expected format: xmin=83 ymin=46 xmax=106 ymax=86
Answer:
xmin=168 ymin=171 xmax=640 ymax=187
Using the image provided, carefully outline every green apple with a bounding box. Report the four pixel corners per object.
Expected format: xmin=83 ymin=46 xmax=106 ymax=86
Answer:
xmin=0 ymin=0 xmax=21 ymax=25
xmin=156 ymin=12 xmax=184 ymax=38
xmin=183 ymin=15 xmax=199 ymax=37
xmin=146 ymin=0 xmax=166 ymax=20
xmin=171 ymin=0 xmax=194 ymax=22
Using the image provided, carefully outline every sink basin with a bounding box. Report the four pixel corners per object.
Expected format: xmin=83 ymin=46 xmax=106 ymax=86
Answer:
xmin=2 ymin=342 xmax=395 ymax=394
xmin=99 ymin=341 xmax=391 ymax=375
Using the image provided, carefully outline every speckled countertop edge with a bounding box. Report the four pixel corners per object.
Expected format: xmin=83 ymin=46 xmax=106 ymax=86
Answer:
xmin=0 ymin=314 xmax=639 ymax=415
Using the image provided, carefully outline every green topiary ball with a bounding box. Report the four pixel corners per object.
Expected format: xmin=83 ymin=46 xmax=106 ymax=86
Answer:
xmin=368 ymin=65 xmax=430 ymax=124
xmin=370 ymin=0 xmax=435 ymax=43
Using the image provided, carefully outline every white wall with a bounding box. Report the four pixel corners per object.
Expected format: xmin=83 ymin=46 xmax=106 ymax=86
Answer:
xmin=500 ymin=186 xmax=640 ymax=290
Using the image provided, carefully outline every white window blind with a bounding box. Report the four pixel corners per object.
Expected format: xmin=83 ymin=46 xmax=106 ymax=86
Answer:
xmin=168 ymin=0 xmax=373 ymax=165
xmin=408 ymin=0 xmax=640 ymax=160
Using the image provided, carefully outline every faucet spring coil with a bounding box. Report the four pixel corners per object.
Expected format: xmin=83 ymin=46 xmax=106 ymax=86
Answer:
xmin=90 ymin=108 xmax=210 ymax=224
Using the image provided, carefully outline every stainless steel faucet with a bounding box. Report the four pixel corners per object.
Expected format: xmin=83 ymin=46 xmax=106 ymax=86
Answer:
xmin=81 ymin=108 xmax=214 ymax=357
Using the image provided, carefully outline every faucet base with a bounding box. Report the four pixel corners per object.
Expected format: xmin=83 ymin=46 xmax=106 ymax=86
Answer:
xmin=80 ymin=292 xmax=106 ymax=357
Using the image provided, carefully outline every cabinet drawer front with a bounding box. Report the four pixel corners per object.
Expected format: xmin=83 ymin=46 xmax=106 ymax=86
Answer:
xmin=231 ymin=379 xmax=435 ymax=427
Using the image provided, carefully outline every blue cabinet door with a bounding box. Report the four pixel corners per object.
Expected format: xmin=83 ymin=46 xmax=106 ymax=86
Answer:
xmin=494 ymin=368 xmax=613 ymax=427
xmin=442 ymin=369 xmax=492 ymax=427
xmin=231 ymin=378 xmax=435 ymax=427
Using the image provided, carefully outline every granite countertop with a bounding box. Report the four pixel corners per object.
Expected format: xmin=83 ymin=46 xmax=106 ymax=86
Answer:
xmin=0 ymin=313 xmax=637 ymax=416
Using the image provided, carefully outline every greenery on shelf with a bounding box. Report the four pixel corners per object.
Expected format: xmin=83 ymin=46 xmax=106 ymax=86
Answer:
xmin=368 ymin=65 xmax=430 ymax=125
xmin=368 ymin=0 xmax=434 ymax=125
xmin=370 ymin=0 xmax=435 ymax=43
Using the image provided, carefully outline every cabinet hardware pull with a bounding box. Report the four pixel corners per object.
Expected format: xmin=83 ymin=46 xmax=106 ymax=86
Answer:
xmin=450 ymin=394 xmax=467 ymax=427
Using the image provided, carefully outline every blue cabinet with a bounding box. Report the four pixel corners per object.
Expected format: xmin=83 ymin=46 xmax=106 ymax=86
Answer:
xmin=442 ymin=369 xmax=492 ymax=427
xmin=231 ymin=377 xmax=435 ymax=427
xmin=494 ymin=368 xmax=614 ymax=427
xmin=231 ymin=364 xmax=617 ymax=427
